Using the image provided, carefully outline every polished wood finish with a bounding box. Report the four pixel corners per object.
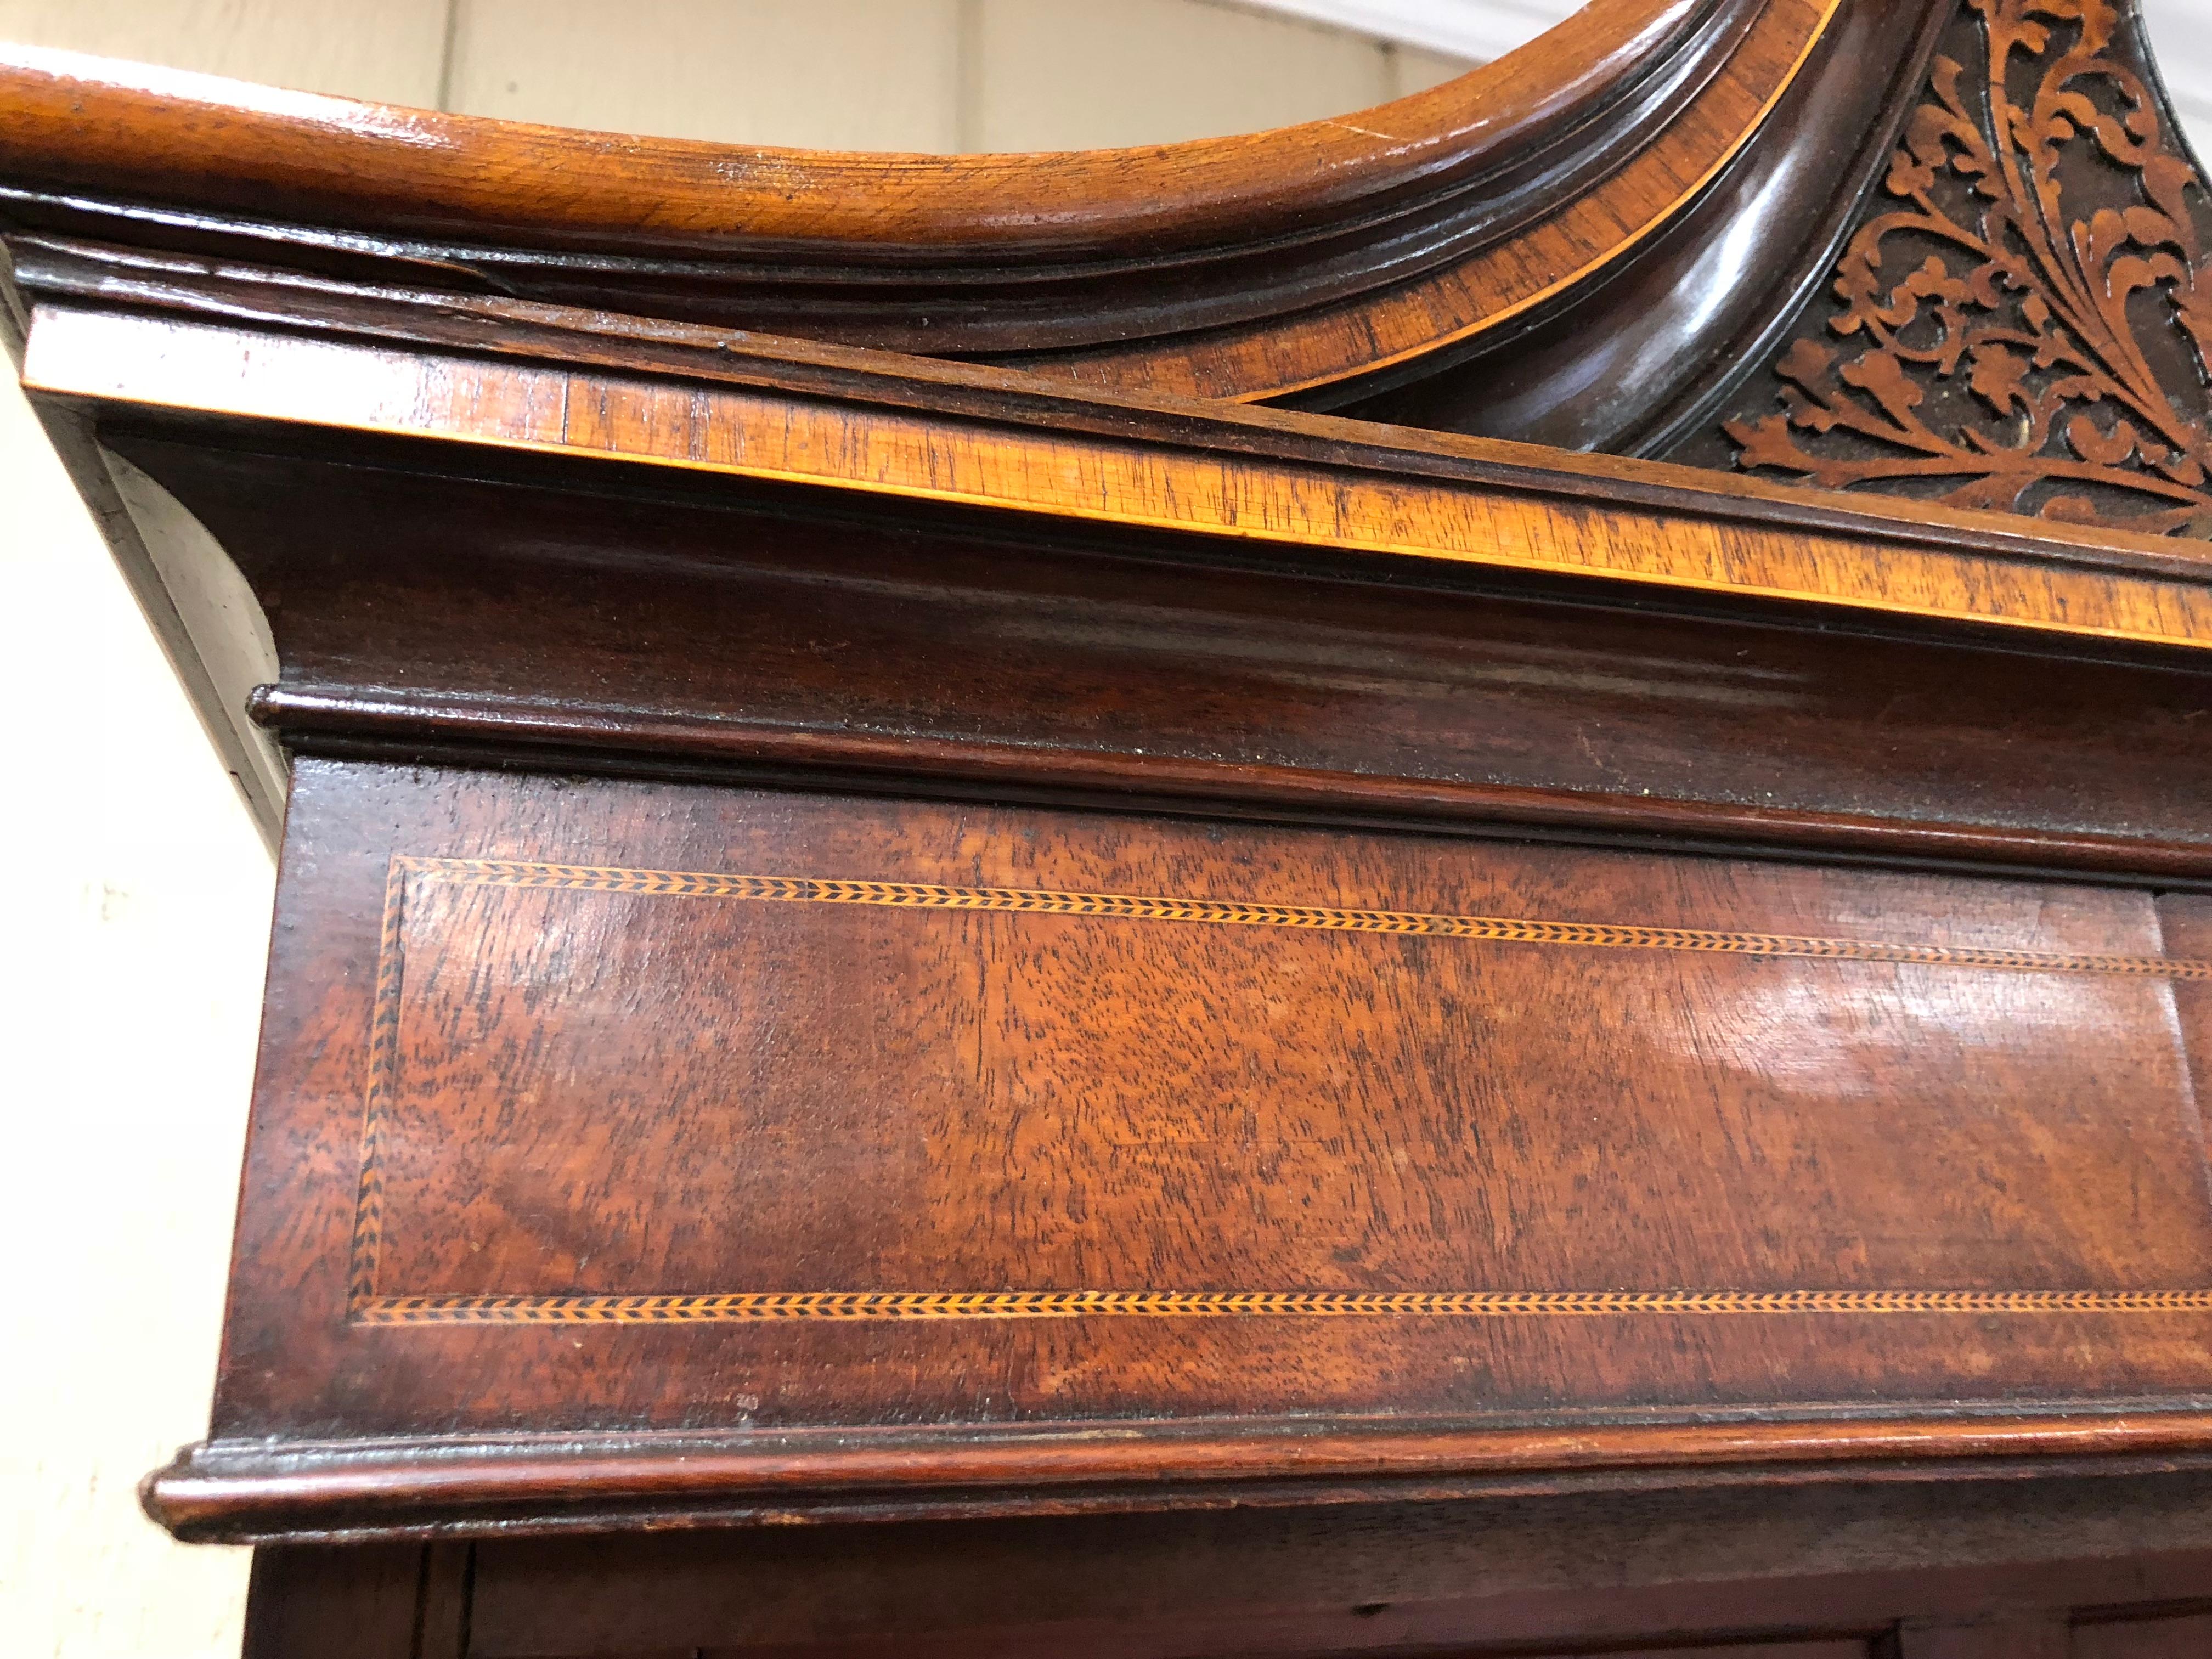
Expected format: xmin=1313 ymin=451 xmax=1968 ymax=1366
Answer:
xmin=1364 ymin=0 xmax=2212 ymax=526
xmin=239 ymin=1544 xmax=461 ymax=1659
xmin=42 ymin=419 xmax=2212 ymax=884
xmin=15 ymin=243 xmax=2212 ymax=653
xmin=132 ymin=760 xmax=2212 ymax=1544
xmin=241 ymin=1476 xmax=2212 ymax=1655
xmin=0 ymin=0 xmax=1838 ymax=402
xmin=1338 ymin=0 xmax=1950 ymax=444
xmin=1681 ymin=0 xmax=2212 ymax=534
xmin=10 ymin=3 xmax=2207 ymax=537
xmin=9 ymin=4 xmax=2212 ymax=1651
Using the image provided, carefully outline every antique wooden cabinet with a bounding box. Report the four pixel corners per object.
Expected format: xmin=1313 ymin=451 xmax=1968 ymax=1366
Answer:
xmin=8 ymin=2 xmax=2212 ymax=1652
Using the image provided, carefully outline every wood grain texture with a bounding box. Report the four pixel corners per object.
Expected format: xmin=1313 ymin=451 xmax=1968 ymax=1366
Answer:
xmin=2073 ymin=1613 xmax=2212 ymax=1657
xmin=997 ymin=0 xmax=1836 ymax=398
xmin=1339 ymin=0 xmax=1949 ymax=448
xmin=12 ymin=4 xmax=2210 ymax=1637
xmin=339 ymin=851 xmax=2211 ymax=1329
xmin=1887 ymin=1616 xmax=2070 ymax=1658
xmin=1372 ymin=0 xmax=2212 ymax=491
xmin=240 ymin=1474 xmax=2212 ymax=1654
xmin=0 ymin=0 xmax=1838 ymax=399
xmin=457 ymin=1478 xmax=2212 ymax=1656
xmin=2154 ymin=894 xmax=2212 ymax=1243
xmin=16 ymin=257 xmax=2212 ymax=657
xmin=8 ymin=0 xmax=2208 ymax=542
xmin=137 ymin=1413 xmax=2212 ymax=1544
xmin=134 ymin=758 xmax=2212 ymax=1544
xmin=80 ymin=429 xmax=2212 ymax=887
xmin=0 ymin=9 xmax=1698 ymax=252
xmin=238 ymin=1543 xmax=428 ymax=1659
xmin=1684 ymin=0 xmax=2212 ymax=537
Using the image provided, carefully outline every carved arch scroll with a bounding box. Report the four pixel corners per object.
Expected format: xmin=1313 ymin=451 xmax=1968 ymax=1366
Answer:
xmin=0 ymin=0 xmax=1837 ymax=401
xmin=1719 ymin=0 xmax=2212 ymax=534
xmin=7 ymin=1 xmax=2212 ymax=535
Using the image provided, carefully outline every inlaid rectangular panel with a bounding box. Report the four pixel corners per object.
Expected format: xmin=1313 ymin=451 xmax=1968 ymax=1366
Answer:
xmin=356 ymin=856 xmax=2208 ymax=1323
xmin=218 ymin=761 xmax=2212 ymax=1436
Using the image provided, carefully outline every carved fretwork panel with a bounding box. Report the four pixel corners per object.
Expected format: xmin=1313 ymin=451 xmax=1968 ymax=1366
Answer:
xmin=1683 ymin=0 xmax=2212 ymax=535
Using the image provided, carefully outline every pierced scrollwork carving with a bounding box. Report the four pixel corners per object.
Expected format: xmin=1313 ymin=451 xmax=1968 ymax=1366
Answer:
xmin=1725 ymin=0 xmax=2212 ymax=534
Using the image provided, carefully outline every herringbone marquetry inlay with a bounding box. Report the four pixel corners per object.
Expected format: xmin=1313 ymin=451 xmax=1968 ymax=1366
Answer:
xmin=352 ymin=1288 xmax=2212 ymax=1325
xmin=345 ymin=855 xmax=2212 ymax=1325
xmin=405 ymin=857 xmax=2212 ymax=980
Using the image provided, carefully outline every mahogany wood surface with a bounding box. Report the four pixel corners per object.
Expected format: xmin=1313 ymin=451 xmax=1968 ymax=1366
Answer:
xmin=8 ymin=1 xmax=2205 ymax=540
xmin=1891 ymin=1619 xmax=2072 ymax=1659
xmin=0 ymin=0 xmax=1846 ymax=402
xmin=1336 ymin=0 xmax=1949 ymax=443
xmin=79 ymin=427 xmax=2212 ymax=884
xmin=2072 ymin=1613 xmax=2212 ymax=1657
xmin=135 ymin=757 xmax=2212 ymax=1545
xmin=238 ymin=1544 xmax=449 ymax=1659
xmin=8 ymin=3 xmax=2212 ymax=1647
xmin=15 ymin=246 xmax=2212 ymax=654
xmin=15 ymin=198 xmax=2210 ymax=1547
xmin=1669 ymin=0 xmax=2212 ymax=539
xmin=238 ymin=1474 xmax=2212 ymax=1655
xmin=1358 ymin=0 xmax=2212 ymax=547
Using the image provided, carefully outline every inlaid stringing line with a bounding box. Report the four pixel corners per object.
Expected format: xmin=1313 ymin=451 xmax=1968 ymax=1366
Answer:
xmin=346 ymin=854 xmax=2212 ymax=1322
xmin=353 ymin=1288 xmax=2212 ymax=1325
xmin=399 ymin=856 xmax=2212 ymax=981
xmin=345 ymin=853 xmax=410 ymax=1308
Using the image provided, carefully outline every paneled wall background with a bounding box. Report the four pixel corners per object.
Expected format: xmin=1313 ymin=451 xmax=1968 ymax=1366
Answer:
xmin=0 ymin=4 xmax=2204 ymax=1657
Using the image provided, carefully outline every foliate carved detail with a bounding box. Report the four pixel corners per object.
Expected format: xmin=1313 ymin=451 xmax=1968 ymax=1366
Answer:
xmin=1726 ymin=0 xmax=2212 ymax=534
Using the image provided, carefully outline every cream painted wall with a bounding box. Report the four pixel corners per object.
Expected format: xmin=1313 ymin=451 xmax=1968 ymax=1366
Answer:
xmin=0 ymin=7 xmax=1473 ymax=1657
xmin=978 ymin=0 xmax=1393 ymax=149
xmin=0 ymin=5 xmax=438 ymax=1650
xmin=445 ymin=0 xmax=1465 ymax=150
xmin=0 ymin=0 xmax=449 ymax=103
xmin=0 ymin=375 xmax=269 ymax=1654
xmin=447 ymin=0 xmax=969 ymax=149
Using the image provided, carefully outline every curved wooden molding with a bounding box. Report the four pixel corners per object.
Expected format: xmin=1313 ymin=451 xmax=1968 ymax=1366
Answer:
xmin=8 ymin=0 xmax=2206 ymax=527
xmin=0 ymin=0 xmax=1839 ymax=400
xmin=0 ymin=1 xmax=1712 ymax=257
xmin=18 ymin=237 xmax=2212 ymax=653
xmin=21 ymin=232 xmax=2212 ymax=881
xmin=1336 ymin=0 xmax=1954 ymax=444
xmin=1683 ymin=0 xmax=2212 ymax=535
xmin=143 ymin=1410 xmax=2212 ymax=1544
